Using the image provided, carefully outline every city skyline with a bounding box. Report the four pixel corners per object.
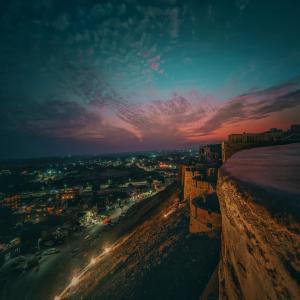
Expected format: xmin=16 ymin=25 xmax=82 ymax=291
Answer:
xmin=1 ymin=0 xmax=300 ymax=158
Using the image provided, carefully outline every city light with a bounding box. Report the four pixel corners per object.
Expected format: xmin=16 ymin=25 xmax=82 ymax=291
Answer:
xmin=104 ymin=247 xmax=111 ymax=254
xmin=163 ymin=208 xmax=176 ymax=219
xmin=70 ymin=275 xmax=80 ymax=287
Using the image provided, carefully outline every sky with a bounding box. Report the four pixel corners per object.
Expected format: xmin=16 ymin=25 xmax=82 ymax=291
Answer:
xmin=0 ymin=0 xmax=300 ymax=158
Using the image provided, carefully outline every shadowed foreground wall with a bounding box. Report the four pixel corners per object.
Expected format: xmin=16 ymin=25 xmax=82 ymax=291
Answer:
xmin=217 ymin=144 xmax=300 ymax=300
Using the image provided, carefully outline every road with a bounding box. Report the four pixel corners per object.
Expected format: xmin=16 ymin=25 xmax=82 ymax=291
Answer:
xmin=0 ymin=183 xmax=179 ymax=300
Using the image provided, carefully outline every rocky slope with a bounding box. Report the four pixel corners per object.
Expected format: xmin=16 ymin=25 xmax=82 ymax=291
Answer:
xmin=217 ymin=144 xmax=300 ymax=300
xmin=66 ymin=187 xmax=219 ymax=300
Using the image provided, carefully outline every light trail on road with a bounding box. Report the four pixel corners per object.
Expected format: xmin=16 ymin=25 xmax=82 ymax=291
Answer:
xmin=54 ymin=230 xmax=136 ymax=300
xmin=162 ymin=201 xmax=180 ymax=219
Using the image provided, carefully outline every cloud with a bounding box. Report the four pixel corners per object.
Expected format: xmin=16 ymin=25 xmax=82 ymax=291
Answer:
xmin=194 ymin=77 xmax=300 ymax=136
xmin=52 ymin=13 xmax=70 ymax=31
xmin=116 ymin=92 xmax=216 ymax=145
xmin=150 ymin=62 xmax=159 ymax=71
xmin=168 ymin=7 xmax=180 ymax=38
xmin=252 ymin=89 xmax=300 ymax=115
xmin=182 ymin=57 xmax=192 ymax=64
xmin=90 ymin=3 xmax=114 ymax=19
xmin=149 ymin=55 xmax=161 ymax=71
xmin=236 ymin=0 xmax=250 ymax=11
xmin=118 ymin=3 xmax=127 ymax=15
xmin=207 ymin=4 xmax=215 ymax=23
xmin=13 ymin=100 xmax=102 ymax=139
xmin=1 ymin=77 xmax=300 ymax=158
xmin=1 ymin=0 xmax=299 ymax=158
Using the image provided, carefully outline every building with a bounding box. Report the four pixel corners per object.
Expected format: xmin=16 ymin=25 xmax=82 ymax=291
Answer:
xmin=59 ymin=188 xmax=79 ymax=201
xmin=199 ymin=144 xmax=222 ymax=164
xmin=222 ymin=124 xmax=300 ymax=162
xmin=284 ymin=124 xmax=300 ymax=142
xmin=179 ymin=158 xmax=221 ymax=235
xmin=179 ymin=163 xmax=218 ymax=201
xmin=183 ymin=167 xmax=217 ymax=203
xmin=0 ymin=195 xmax=21 ymax=210
xmin=0 ymin=238 xmax=21 ymax=264
xmin=290 ymin=124 xmax=300 ymax=133
xmin=159 ymin=161 xmax=176 ymax=169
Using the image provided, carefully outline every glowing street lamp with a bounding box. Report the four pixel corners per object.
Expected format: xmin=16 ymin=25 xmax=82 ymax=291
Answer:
xmin=70 ymin=275 xmax=80 ymax=287
xmin=104 ymin=247 xmax=111 ymax=254
xmin=90 ymin=257 xmax=96 ymax=266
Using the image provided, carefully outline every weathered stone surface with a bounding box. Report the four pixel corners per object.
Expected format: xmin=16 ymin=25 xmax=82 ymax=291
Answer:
xmin=217 ymin=143 xmax=300 ymax=300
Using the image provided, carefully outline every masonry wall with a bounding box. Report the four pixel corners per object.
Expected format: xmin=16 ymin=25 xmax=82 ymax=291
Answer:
xmin=178 ymin=164 xmax=188 ymax=186
xmin=222 ymin=142 xmax=253 ymax=162
xmin=181 ymin=163 xmax=221 ymax=234
xmin=217 ymin=146 xmax=300 ymax=300
xmin=184 ymin=173 xmax=215 ymax=203
xmin=190 ymin=207 xmax=221 ymax=233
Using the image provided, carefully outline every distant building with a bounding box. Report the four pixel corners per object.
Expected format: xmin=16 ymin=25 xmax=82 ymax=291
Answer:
xmin=59 ymin=188 xmax=80 ymax=202
xmin=290 ymin=124 xmax=300 ymax=133
xmin=199 ymin=144 xmax=222 ymax=164
xmin=0 ymin=195 xmax=21 ymax=210
xmin=159 ymin=161 xmax=176 ymax=169
xmin=0 ymin=169 xmax=11 ymax=176
xmin=222 ymin=124 xmax=300 ymax=162
xmin=0 ymin=238 xmax=21 ymax=263
xmin=284 ymin=124 xmax=300 ymax=142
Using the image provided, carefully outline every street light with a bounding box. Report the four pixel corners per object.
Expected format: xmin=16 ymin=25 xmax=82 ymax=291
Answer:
xmin=104 ymin=247 xmax=111 ymax=254
xmin=70 ymin=275 xmax=80 ymax=287
xmin=90 ymin=257 xmax=96 ymax=266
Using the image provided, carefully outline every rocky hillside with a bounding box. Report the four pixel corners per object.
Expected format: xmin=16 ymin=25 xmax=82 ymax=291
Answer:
xmin=66 ymin=187 xmax=220 ymax=300
xmin=217 ymin=144 xmax=300 ymax=300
